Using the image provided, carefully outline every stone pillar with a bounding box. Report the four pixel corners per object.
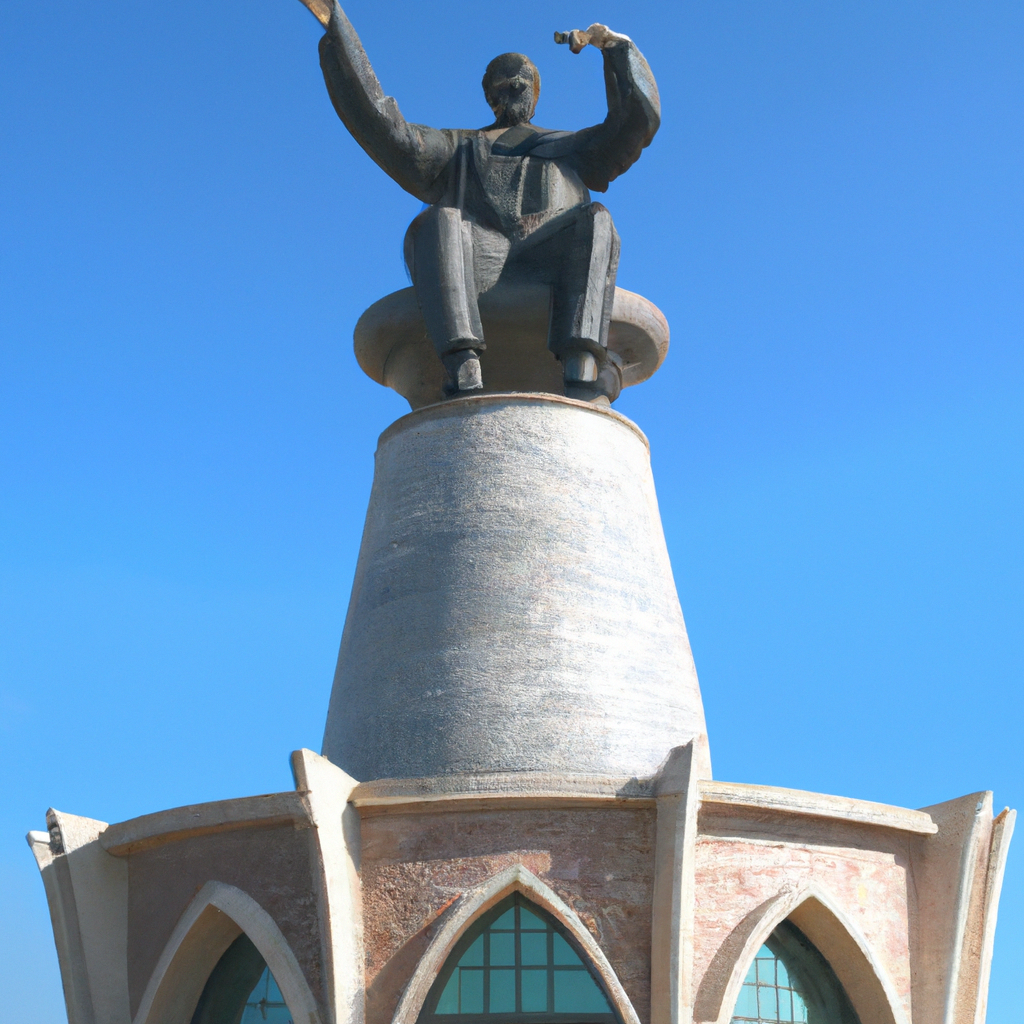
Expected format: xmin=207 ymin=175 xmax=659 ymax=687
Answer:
xmin=322 ymin=393 xmax=710 ymax=782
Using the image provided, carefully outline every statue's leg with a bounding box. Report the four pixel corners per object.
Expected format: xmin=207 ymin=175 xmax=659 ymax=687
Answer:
xmin=545 ymin=203 xmax=621 ymax=401
xmin=407 ymin=206 xmax=485 ymax=393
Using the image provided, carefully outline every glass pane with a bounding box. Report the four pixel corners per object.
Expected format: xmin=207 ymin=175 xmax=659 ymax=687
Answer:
xmin=521 ymin=968 xmax=547 ymax=1012
xmin=241 ymin=969 xmax=292 ymax=1024
xmin=488 ymin=969 xmax=515 ymax=1012
xmin=553 ymin=970 xmax=611 ymax=1013
xmin=755 ymin=955 xmax=775 ymax=986
xmin=733 ymin=984 xmax=758 ymax=1019
xmin=460 ymin=970 xmax=483 ymax=1014
xmin=552 ymin=933 xmax=582 ymax=966
xmin=776 ymin=958 xmax=790 ymax=989
xmin=792 ymin=990 xmax=808 ymax=1023
xmin=492 ymin=908 xmax=515 ymax=930
xmin=757 ymin=984 xmax=778 ymax=1021
xmin=490 ymin=932 xmax=515 ymax=966
xmin=436 ymin=973 xmax=459 ymax=1015
xmin=778 ymin=987 xmax=793 ymax=1022
xmin=518 ymin=906 xmax=546 ymax=930
xmin=461 ymin=936 xmax=484 ymax=967
xmin=521 ymin=932 xmax=547 ymax=966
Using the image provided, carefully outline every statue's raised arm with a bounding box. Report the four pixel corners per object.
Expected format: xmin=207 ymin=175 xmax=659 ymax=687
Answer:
xmin=300 ymin=0 xmax=457 ymax=202
xmin=550 ymin=24 xmax=661 ymax=192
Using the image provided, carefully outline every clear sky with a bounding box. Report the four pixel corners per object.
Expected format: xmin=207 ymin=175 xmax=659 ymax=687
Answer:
xmin=1 ymin=0 xmax=1021 ymax=1019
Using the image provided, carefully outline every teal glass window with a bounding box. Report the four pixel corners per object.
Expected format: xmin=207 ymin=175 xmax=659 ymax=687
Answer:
xmin=191 ymin=934 xmax=294 ymax=1024
xmin=241 ymin=967 xmax=293 ymax=1024
xmin=732 ymin=947 xmax=808 ymax=1023
xmin=730 ymin=922 xmax=861 ymax=1024
xmin=421 ymin=894 xmax=617 ymax=1024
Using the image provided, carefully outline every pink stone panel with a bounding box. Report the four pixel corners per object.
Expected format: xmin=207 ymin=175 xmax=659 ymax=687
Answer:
xmin=126 ymin=823 xmax=321 ymax=1019
xmin=359 ymin=806 xmax=656 ymax=1024
xmin=693 ymin=814 xmax=912 ymax=1024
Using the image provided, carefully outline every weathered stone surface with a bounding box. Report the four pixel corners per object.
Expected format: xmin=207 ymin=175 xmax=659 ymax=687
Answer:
xmin=125 ymin=825 xmax=322 ymax=1020
xmin=322 ymin=394 xmax=709 ymax=782
xmin=692 ymin=811 xmax=914 ymax=1024
xmin=358 ymin=807 xmax=656 ymax=1024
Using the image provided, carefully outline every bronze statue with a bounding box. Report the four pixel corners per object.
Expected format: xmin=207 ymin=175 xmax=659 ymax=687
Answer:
xmin=296 ymin=0 xmax=660 ymax=402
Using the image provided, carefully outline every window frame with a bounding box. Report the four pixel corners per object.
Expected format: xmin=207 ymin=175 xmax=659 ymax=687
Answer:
xmin=418 ymin=894 xmax=620 ymax=1024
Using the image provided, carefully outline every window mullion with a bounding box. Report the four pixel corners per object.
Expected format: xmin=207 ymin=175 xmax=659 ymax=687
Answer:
xmin=483 ymin=926 xmax=490 ymax=1014
xmin=514 ymin=901 xmax=522 ymax=1014
xmin=546 ymin=924 xmax=554 ymax=1014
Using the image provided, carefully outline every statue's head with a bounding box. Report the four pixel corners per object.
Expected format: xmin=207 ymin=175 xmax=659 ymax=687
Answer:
xmin=482 ymin=53 xmax=540 ymax=126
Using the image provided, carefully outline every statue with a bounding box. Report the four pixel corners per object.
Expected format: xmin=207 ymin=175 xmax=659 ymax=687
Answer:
xmin=295 ymin=0 xmax=660 ymax=402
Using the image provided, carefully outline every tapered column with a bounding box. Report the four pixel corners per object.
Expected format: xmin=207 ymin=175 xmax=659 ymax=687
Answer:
xmin=323 ymin=393 xmax=710 ymax=782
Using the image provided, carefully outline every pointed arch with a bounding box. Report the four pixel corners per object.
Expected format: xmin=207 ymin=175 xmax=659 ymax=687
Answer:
xmin=392 ymin=865 xmax=640 ymax=1024
xmin=132 ymin=880 xmax=322 ymax=1024
xmin=695 ymin=883 xmax=907 ymax=1024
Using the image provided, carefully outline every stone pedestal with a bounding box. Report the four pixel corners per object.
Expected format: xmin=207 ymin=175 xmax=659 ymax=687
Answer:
xmin=322 ymin=393 xmax=708 ymax=782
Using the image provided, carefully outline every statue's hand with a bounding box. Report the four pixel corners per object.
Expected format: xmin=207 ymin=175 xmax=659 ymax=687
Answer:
xmin=296 ymin=0 xmax=332 ymax=28
xmin=554 ymin=23 xmax=630 ymax=54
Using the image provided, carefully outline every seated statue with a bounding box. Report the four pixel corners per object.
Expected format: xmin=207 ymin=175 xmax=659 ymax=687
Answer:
xmin=296 ymin=0 xmax=660 ymax=402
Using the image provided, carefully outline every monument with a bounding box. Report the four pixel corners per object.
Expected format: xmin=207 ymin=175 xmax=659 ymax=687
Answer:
xmin=27 ymin=5 xmax=1014 ymax=1024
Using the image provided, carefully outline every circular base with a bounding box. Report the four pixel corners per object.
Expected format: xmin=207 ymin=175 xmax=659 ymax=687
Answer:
xmin=354 ymin=283 xmax=669 ymax=409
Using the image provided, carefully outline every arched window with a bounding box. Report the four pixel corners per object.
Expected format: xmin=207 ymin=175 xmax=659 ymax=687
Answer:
xmin=419 ymin=894 xmax=618 ymax=1024
xmin=191 ymin=934 xmax=294 ymax=1024
xmin=731 ymin=921 xmax=860 ymax=1024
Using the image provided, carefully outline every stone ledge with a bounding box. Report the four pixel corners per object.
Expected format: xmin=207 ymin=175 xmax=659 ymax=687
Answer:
xmin=349 ymin=773 xmax=938 ymax=835
xmin=699 ymin=780 xmax=938 ymax=835
xmin=100 ymin=792 xmax=310 ymax=856
xmin=350 ymin=772 xmax=655 ymax=814
xmin=92 ymin=776 xmax=937 ymax=854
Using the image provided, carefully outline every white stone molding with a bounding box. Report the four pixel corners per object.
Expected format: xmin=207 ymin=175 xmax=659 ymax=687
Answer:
xmin=132 ymin=880 xmax=322 ymax=1024
xmin=695 ymin=882 xmax=907 ymax=1024
xmin=100 ymin=792 xmax=310 ymax=856
xmin=651 ymin=742 xmax=704 ymax=1024
xmin=971 ymin=807 xmax=1016 ymax=1024
xmin=292 ymin=748 xmax=364 ymax=1024
xmin=914 ymin=791 xmax=1005 ymax=1024
xmin=27 ymin=811 xmax=130 ymax=1024
xmin=942 ymin=794 xmax=991 ymax=1024
xmin=390 ymin=864 xmax=642 ymax=1024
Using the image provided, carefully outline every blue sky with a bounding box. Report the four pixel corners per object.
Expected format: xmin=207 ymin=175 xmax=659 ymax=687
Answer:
xmin=1 ymin=0 xmax=1021 ymax=1020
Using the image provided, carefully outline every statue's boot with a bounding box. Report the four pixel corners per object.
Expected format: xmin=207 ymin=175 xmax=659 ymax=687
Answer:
xmin=561 ymin=349 xmax=621 ymax=405
xmin=442 ymin=349 xmax=484 ymax=396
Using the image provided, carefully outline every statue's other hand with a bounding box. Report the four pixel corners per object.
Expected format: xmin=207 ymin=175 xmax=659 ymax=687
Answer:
xmin=583 ymin=23 xmax=631 ymax=48
xmin=296 ymin=0 xmax=332 ymax=28
xmin=555 ymin=23 xmax=631 ymax=53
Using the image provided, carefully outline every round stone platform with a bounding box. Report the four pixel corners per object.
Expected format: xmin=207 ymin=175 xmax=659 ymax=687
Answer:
xmin=354 ymin=283 xmax=669 ymax=408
